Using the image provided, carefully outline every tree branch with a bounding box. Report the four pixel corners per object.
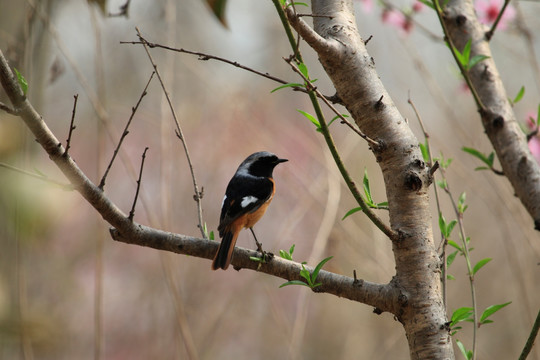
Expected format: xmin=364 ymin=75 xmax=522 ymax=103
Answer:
xmin=0 ymin=46 xmax=395 ymax=314
xmin=442 ymin=0 xmax=540 ymax=230
xmin=109 ymin=225 xmax=398 ymax=311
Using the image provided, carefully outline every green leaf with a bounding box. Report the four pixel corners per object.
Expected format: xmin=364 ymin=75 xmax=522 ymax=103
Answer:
xmin=286 ymin=1 xmax=308 ymax=7
xmin=250 ymin=256 xmax=264 ymax=263
xmin=537 ymin=103 xmax=540 ymax=127
xmin=456 ymin=340 xmax=473 ymax=360
xmin=479 ymin=301 xmax=511 ymax=323
xmin=437 ymin=179 xmax=447 ymax=189
xmin=298 ymin=62 xmax=309 ymax=79
xmin=458 ymin=192 xmax=467 ymax=214
xmin=297 ymin=109 xmax=320 ymax=129
xmin=439 ymin=213 xmax=456 ymax=238
xmin=14 ymin=68 xmax=28 ymax=95
xmin=205 ymin=0 xmax=228 ymax=26
xmin=446 ymin=220 xmax=457 ymax=238
xmin=512 ymin=86 xmax=525 ymax=104
xmin=472 ymin=258 xmax=492 ymax=275
xmin=280 ymin=249 xmax=292 ymax=260
xmin=279 ymin=280 xmax=309 ymax=288
xmin=342 ymin=206 xmax=363 ymax=220
xmin=447 ymin=274 xmax=456 ymax=280
xmin=447 ymin=251 xmax=458 ymax=267
xmin=451 ymin=307 xmax=474 ymax=326
xmin=474 ymin=166 xmax=489 ymax=171
xmin=447 ymin=240 xmax=462 ymax=252
xmin=328 ymin=114 xmax=347 ymax=128
xmin=417 ymin=0 xmax=435 ymax=9
xmin=289 ymin=244 xmax=295 ymax=255
xmin=419 ymin=141 xmax=429 ymax=163
xmin=209 ymin=230 xmax=215 ymax=240
xmin=487 ymin=151 xmax=495 ymax=167
xmin=462 ymin=147 xmax=491 ymax=166
xmin=468 ymin=54 xmax=490 ymax=70
xmin=271 ymin=82 xmax=304 ymax=93
xmin=280 ymin=244 xmax=295 ymax=260
xmin=363 ymin=169 xmax=373 ymax=203
xmin=311 ymin=256 xmax=333 ymax=283
xmin=461 ymin=39 xmax=472 ymax=67
xmin=453 ymin=39 xmax=471 ymax=68
xmin=376 ymin=201 xmax=389 ymax=209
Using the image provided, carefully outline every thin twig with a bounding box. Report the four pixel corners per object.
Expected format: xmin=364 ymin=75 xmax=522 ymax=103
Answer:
xmin=135 ymin=27 xmax=206 ymax=238
xmin=297 ymin=13 xmax=333 ymax=19
xmin=0 ymin=101 xmax=18 ymax=115
xmin=527 ymin=128 xmax=539 ymax=142
xmin=121 ymin=37 xmax=339 ymax=103
xmin=441 ymin=168 xmax=478 ymax=360
xmin=121 ymin=39 xmax=290 ymax=85
xmin=99 ymin=71 xmax=154 ymax=189
xmin=64 ymin=94 xmax=78 ymax=157
xmin=485 ymin=0 xmax=511 ymax=41
xmin=285 ymin=58 xmax=380 ymax=148
xmin=129 ymin=147 xmax=149 ymax=221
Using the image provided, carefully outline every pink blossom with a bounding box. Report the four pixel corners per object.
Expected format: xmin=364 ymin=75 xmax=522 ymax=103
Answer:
xmin=475 ymin=0 xmax=516 ymax=30
xmin=529 ymin=137 xmax=540 ymax=163
xmin=382 ymin=9 xmax=413 ymax=35
xmin=526 ymin=111 xmax=540 ymax=163
xmin=412 ymin=1 xmax=424 ymax=13
xmin=359 ymin=0 xmax=374 ymax=14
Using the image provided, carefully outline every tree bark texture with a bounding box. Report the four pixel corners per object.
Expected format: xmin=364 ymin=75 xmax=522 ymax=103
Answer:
xmin=443 ymin=0 xmax=540 ymax=230
xmin=287 ymin=1 xmax=454 ymax=359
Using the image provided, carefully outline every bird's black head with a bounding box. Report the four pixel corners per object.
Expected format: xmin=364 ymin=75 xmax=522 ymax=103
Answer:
xmin=238 ymin=151 xmax=288 ymax=178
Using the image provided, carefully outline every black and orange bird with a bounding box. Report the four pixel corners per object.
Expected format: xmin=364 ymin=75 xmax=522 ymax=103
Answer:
xmin=211 ymin=151 xmax=288 ymax=270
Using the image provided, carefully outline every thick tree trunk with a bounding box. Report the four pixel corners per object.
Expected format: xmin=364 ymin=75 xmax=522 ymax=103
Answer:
xmin=287 ymin=1 xmax=454 ymax=358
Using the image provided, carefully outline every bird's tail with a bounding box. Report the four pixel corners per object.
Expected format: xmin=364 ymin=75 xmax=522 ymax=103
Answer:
xmin=211 ymin=229 xmax=239 ymax=270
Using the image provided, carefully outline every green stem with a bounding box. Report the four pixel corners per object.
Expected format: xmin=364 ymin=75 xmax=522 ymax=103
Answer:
xmin=432 ymin=0 xmax=486 ymax=112
xmin=485 ymin=0 xmax=511 ymax=41
xmin=273 ymin=1 xmax=396 ymax=240
xmin=444 ymin=177 xmax=478 ymax=360
xmin=271 ymin=0 xmax=303 ymax=63
xmin=518 ymin=309 xmax=540 ymax=360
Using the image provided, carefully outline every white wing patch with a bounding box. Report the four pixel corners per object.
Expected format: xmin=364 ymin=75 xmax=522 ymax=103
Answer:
xmin=222 ymin=195 xmax=227 ymax=208
xmin=241 ymin=196 xmax=258 ymax=208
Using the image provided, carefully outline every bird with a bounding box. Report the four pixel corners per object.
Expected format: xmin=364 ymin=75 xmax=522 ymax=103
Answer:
xmin=211 ymin=151 xmax=288 ymax=270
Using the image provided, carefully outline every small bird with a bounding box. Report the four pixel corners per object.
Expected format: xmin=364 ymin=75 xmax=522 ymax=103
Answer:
xmin=211 ymin=151 xmax=288 ymax=270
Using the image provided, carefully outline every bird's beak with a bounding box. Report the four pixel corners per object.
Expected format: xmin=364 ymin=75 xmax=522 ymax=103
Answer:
xmin=277 ymin=158 xmax=288 ymax=164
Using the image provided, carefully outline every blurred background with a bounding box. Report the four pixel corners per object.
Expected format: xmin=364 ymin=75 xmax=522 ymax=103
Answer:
xmin=0 ymin=0 xmax=539 ymax=359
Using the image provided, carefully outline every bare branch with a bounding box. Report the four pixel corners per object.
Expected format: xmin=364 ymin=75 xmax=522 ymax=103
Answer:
xmin=0 ymin=45 xmax=398 ymax=316
xmin=64 ymin=94 xmax=78 ymax=157
xmin=135 ymin=27 xmax=206 ymax=238
xmin=109 ymin=225 xmax=398 ymax=311
xmin=99 ymin=71 xmax=154 ymax=189
xmin=129 ymin=147 xmax=149 ymax=222
xmin=0 ymin=101 xmax=18 ymax=115
xmin=120 ymin=36 xmax=339 ymax=102
xmin=285 ymin=6 xmax=337 ymax=56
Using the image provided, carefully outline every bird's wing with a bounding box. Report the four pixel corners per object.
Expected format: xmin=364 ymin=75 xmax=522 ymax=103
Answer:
xmin=218 ymin=176 xmax=274 ymax=235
